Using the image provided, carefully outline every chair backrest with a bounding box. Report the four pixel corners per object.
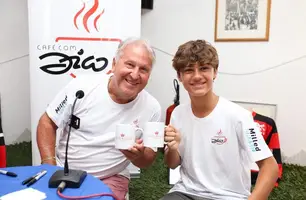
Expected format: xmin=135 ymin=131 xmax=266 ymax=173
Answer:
xmin=165 ymin=79 xmax=180 ymax=125
xmin=0 ymin=133 xmax=6 ymax=168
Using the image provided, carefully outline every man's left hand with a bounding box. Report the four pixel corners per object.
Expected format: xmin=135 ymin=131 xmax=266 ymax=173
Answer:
xmin=120 ymin=139 xmax=145 ymax=161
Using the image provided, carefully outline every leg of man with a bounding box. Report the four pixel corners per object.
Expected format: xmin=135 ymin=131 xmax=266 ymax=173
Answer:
xmin=160 ymin=192 xmax=194 ymax=200
xmin=160 ymin=192 xmax=212 ymax=200
xmin=102 ymin=174 xmax=129 ymax=200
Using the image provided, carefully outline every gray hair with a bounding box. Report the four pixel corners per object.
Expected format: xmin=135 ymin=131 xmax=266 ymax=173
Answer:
xmin=114 ymin=37 xmax=156 ymax=65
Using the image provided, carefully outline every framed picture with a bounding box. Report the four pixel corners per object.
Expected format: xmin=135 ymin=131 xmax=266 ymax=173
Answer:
xmin=214 ymin=0 xmax=272 ymax=42
xmin=233 ymin=100 xmax=277 ymax=120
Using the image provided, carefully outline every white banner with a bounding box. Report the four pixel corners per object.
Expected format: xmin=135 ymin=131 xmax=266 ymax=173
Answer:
xmin=28 ymin=0 xmax=141 ymax=165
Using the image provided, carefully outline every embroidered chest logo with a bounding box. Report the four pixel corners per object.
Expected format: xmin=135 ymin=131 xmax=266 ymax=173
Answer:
xmin=133 ymin=119 xmax=140 ymax=128
xmin=211 ymin=129 xmax=227 ymax=145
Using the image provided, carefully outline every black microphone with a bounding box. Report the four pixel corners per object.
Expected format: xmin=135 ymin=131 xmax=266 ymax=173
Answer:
xmin=76 ymin=90 xmax=84 ymax=99
xmin=49 ymin=90 xmax=87 ymax=190
xmin=63 ymin=90 xmax=84 ymax=175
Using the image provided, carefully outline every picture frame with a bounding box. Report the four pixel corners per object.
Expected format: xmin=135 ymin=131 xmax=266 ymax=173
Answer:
xmin=214 ymin=0 xmax=272 ymax=42
xmin=232 ymin=100 xmax=277 ymax=120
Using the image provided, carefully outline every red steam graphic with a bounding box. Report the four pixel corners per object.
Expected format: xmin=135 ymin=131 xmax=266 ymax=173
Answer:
xmin=55 ymin=0 xmax=122 ymax=79
xmin=74 ymin=3 xmax=85 ymax=29
xmin=74 ymin=0 xmax=105 ymax=33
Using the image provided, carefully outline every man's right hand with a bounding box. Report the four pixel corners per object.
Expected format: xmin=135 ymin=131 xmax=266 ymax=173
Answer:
xmin=164 ymin=125 xmax=181 ymax=151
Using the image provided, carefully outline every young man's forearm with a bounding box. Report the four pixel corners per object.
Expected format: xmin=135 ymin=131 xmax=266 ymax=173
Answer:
xmin=164 ymin=148 xmax=181 ymax=169
xmin=37 ymin=114 xmax=57 ymax=165
xmin=250 ymin=157 xmax=279 ymax=200
xmin=131 ymin=147 xmax=156 ymax=168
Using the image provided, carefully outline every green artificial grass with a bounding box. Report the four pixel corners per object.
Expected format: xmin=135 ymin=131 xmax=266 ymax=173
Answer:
xmin=6 ymin=142 xmax=306 ymax=200
xmin=129 ymin=154 xmax=306 ymax=200
xmin=6 ymin=141 xmax=32 ymax=167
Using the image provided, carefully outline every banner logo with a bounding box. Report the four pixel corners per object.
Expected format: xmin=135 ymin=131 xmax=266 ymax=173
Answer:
xmin=74 ymin=0 xmax=104 ymax=33
xmin=37 ymin=0 xmax=121 ymax=78
xmin=39 ymin=49 xmax=108 ymax=75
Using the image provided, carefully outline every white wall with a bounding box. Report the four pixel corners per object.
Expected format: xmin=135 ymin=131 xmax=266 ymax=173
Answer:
xmin=0 ymin=0 xmax=31 ymax=145
xmin=142 ymin=0 xmax=306 ymax=166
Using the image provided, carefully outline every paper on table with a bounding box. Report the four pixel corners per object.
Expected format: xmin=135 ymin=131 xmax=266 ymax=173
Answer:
xmin=0 ymin=188 xmax=46 ymax=200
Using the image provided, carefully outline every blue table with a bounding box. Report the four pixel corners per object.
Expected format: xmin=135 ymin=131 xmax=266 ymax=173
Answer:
xmin=0 ymin=164 xmax=114 ymax=199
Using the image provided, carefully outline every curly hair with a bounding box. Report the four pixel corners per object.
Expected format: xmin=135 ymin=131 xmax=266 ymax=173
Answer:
xmin=172 ymin=40 xmax=219 ymax=72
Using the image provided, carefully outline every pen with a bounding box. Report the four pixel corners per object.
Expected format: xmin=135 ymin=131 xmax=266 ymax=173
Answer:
xmin=27 ymin=170 xmax=47 ymax=187
xmin=22 ymin=170 xmax=46 ymax=185
xmin=0 ymin=169 xmax=17 ymax=177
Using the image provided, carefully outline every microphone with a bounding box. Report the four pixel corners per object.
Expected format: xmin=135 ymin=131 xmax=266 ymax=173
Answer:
xmin=63 ymin=90 xmax=84 ymax=175
xmin=49 ymin=90 xmax=87 ymax=190
xmin=75 ymin=90 xmax=84 ymax=99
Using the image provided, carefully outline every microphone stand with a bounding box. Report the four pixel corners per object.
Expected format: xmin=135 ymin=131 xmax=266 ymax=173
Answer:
xmin=63 ymin=95 xmax=78 ymax=175
xmin=49 ymin=90 xmax=87 ymax=190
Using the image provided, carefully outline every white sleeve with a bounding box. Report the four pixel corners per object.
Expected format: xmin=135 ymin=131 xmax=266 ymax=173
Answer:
xmin=46 ymin=78 xmax=79 ymax=129
xmin=237 ymin=113 xmax=272 ymax=162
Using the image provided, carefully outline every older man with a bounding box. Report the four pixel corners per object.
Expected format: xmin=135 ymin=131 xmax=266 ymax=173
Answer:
xmin=36 ymin=37 xmax=161 ymax=200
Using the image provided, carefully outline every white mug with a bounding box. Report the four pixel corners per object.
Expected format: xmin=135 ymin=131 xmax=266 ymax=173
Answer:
xmin=143 ymin=122 xmax=165 ymax=148
xmin=115 ymin=124 xmax=143 ymax=149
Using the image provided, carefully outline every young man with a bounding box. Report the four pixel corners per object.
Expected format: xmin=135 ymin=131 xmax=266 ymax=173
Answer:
xmin=161 ymin=40 xmax=279 ymax=200
xmin=37 ymin=37 xmax=161 ymax=200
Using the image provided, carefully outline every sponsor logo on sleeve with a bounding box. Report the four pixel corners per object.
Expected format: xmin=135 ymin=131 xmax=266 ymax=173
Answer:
xmin=247 ymin=128 xmax=261 ymax=152
xmin=55 ymin=95 xmax=68 ymax=114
